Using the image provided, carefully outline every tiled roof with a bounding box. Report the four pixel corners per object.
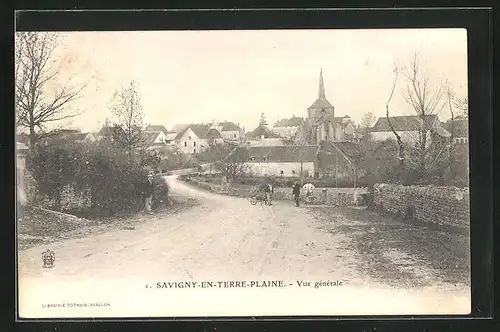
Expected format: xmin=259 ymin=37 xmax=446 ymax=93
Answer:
xmin=227 ymin=145 xmax=319 ymax=163
xmin=274 ymin=116 xmax=305 ymax=127
xmin=372 ymin=115 xmax=438 ymax=132
xmin=144 ymin=132 xmax=162 ymax=145
xmin=317 ymin=141 xmax=359 ymax=169
xmin=145 ymin=125 xmax=168 ymax=134
xmin=166 ymin=133 xmax=177 ymax=140
xmin=42 ymin=132 xmax=90 ymax=145
xmin=206 ymin=128 xmax=222 ymax=139
xmin=355 ymin=127 xmax=373 ymax=133
xmin=443 ymin=118 xmax=468 ymax=138
xmin=218 ymin=122 xmax=240 ymax=131
xmin=320 ymin=141 xmax=358 ymax=158
xmin=174 ymin=124 xmax=212 ymax=140
xmin=170 ymin=124 xmax=189 ymax=133
xmin=308 ymin=97 xmax=334 ymax=110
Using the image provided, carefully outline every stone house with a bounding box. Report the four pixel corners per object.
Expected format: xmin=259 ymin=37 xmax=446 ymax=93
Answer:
xmin=225 ymin=141 xmax=355 ymax=179
xmin=443 ymin=117 xmax=468 ymax=144
xmin=371 ymin=115 xmax=451 ymax=146
xmin=217 ymin=121 xmax=245 ymax=142
xmin=226 ymin=145 xmax=319 ymax=178
xmin=174 ymin=124 xmax=224 ymax=154
xmin=143 ymin=125 xmax=177 ymax=150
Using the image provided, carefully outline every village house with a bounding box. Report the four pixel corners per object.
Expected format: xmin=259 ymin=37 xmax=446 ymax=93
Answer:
xmin=40 ymin=129 xmax=99 ymax=146
xmin=174 ymin=124 xmax=224 ymax=154
xmin=353 ymin=126 xmax=373 ymax=142
xmin=217 ymin=121 xmax=245 ymax=142
xmin=443 ymin=116 xmax=468 ymax=144
xmin=245 ymin=137 xmax=286 ymax=147
xmin=272 ymin=116 xmax=304 ymax=138
xmin=226 ymin=140 xmax=355 ymax=180
xmin=143 ymin=125 xmax=177 ymax=150
xmin=295 ymin=69 xmax=356 ymax=145
xmin=371 ymin=115 xmax=451 ymax=146
xmin=316 ymin=141 xmax=358 ymax=179
xmin=226 ymin=145 xmax=319 ymax=178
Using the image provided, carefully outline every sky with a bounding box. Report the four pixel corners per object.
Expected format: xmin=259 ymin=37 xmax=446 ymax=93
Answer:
xmin=31 ymin=29 xmax=468 ymax=133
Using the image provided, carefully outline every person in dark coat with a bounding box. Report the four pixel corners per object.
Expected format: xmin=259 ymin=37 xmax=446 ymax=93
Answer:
xmin=292 ymin=181 xmax=301 ymax=207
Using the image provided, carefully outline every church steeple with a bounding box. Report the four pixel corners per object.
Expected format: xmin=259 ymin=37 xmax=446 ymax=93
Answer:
xmin=318 ymin=68 xmax=325 ymax=99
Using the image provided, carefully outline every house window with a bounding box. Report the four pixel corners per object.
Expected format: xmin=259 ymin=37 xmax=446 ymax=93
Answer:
xmin=280 ymin=170 xmax=284 ymax=175
xmin=194 ymin=141 xmax=196 ymax=147
xmin=292 ymin=170 xmax=296 ymax=175
xmin=189 ymin=136 xmax=192 ymax=140
xmin=184 ymin=142 xmax=187 ymax=147
xmin=193 ymin=148 xmax=197 ymax=154
xmin=234 ymin=134 xmax=237 ymax=138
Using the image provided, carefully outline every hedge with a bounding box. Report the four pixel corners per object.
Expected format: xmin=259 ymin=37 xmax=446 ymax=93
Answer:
xmin=26 ymin=141 xmax=169 ymax=218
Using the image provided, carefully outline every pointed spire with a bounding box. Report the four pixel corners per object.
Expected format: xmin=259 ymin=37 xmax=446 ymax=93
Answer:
xmin=318 ymin=68 xmax=325 ymax=99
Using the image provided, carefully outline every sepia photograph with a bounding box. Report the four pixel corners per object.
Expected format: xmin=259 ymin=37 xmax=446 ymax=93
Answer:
xmin=16 ymin=28 xmax=470 ymax=318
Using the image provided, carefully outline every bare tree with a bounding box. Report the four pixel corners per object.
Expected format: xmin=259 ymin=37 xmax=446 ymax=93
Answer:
xmin=109 ymin=81 xmax=146 ymax=157
xmin=360 ymin=112 xmax=376 ymax=139
xmin=399 ymin=52 xmax=448 ymax=181
xmin=385 ymin=64 xmax=406 ymax=183
xmin=444 ymin=81 xmax=456 ymax=179
xmin=453 ymin=96 xmax=468 ymax=118
xmin=216 ymin=161 xmax=249 ymax=184
xmin=15 ymin=32 xmax=87 ymax=149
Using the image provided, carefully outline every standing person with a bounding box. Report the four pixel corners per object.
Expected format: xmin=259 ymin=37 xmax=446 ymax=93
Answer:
xmin=303 ymin=182 xmax=315 ymax=199
xmin=264 ymin=182 xmax=274 ymax=205
xmin=292 ymin=181 xmax=301 ymax=207
xmin=144 ymin=172 xmax=154 ymax=214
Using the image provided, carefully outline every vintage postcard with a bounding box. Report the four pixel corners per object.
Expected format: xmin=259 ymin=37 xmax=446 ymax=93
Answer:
xmin=16 ymin=28 xmax=470 ymax=318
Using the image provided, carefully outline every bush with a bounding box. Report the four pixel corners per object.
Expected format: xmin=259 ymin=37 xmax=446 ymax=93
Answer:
xmin=26 ymin=141 xmax=165 ymax=218
xmin=152 ymin=175 xmax=169 ymax=209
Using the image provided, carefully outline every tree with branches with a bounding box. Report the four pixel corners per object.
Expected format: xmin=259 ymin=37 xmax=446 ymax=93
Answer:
xmin=385 ymin=64 xmax=406 ymax=183
xmin=360 ymin=112 xmax=376 ymax=139
xmin=15 ymin=32 xmax=87 ymax=149
xmin=399 ymin=52 xmax=448 ymax=182
xmin=109 ymin=81 xmax=146 ymax=158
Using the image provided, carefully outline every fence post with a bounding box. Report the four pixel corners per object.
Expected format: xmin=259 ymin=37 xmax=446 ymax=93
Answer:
xmin=322 ymin=188 xmax=327 ymax=204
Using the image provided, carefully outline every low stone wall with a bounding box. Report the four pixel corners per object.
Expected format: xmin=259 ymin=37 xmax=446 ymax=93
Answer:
xmin=374 ymin=184 xmax=470 ymax=228
xmin=187 ymin=177 xmax=365 ymax=206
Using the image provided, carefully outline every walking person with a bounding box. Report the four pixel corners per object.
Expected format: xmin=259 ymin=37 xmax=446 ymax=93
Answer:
xmin=144 ymin=172 xmax=154 ymax=214
xmin=292 ymin=181 xmax=301 ymax=207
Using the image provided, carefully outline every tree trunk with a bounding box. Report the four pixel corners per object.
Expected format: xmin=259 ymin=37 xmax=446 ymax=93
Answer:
xmin=29 ymin=124 xmax=36 ymax=150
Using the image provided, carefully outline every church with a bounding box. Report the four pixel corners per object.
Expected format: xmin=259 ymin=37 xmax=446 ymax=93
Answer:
xmin=295 ymin=69 xmax=356 ymax=145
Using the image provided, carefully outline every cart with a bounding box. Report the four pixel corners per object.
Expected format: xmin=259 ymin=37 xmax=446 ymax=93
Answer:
xmin=250 ymin=192 xmax=272 ymax=206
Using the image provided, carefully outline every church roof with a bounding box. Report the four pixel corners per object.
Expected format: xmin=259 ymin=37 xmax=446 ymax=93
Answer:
xmin=308 ymin=97 xmax=334 ymax=110
xmin=308 ymin=69 xmax=333 ymax=110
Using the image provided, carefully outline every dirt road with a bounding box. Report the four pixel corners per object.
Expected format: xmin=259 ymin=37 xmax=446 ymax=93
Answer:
xmin=18 ymin=176 xmax=471 ymax=317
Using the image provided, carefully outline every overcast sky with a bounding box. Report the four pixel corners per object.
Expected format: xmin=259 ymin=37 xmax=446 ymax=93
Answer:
xmin=37 ymin=29 xmax=467 ymax=133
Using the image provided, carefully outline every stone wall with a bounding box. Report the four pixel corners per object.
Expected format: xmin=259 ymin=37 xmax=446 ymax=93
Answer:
xmin=187 ymin=177 xmax=365 ymax=206
xmin=374 ymin=184 xmax=470 ymax=228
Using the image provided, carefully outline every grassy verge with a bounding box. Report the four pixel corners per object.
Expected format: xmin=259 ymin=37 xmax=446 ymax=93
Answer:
xmin=309 ymin=206 xmax=470 ymax=288
xmin=17 ymin=196 xmax=199 ymax=251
